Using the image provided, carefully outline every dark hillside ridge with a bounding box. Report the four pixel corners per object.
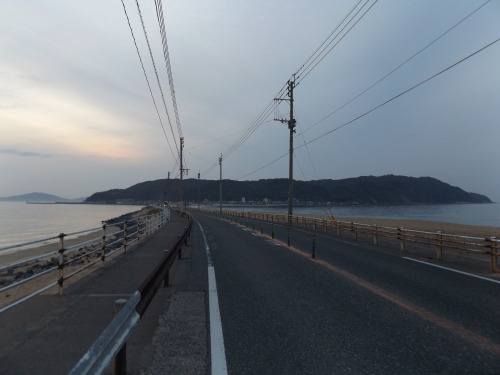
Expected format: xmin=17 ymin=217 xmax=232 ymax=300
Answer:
xmin=85 ymin=175 xmax=492 ymax=205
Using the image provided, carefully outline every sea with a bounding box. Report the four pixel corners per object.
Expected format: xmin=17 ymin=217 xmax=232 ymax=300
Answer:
xmin=0 ymin=202 xmax=143 ymax=248
xmin=1 ymin=201 xmax=499 ymax=248
xmin=225 ymin=203 xmax=500 ymax=227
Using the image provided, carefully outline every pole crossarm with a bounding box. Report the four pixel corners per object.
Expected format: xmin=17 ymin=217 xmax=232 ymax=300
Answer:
xmin=273 ymin=76 xmax=296 ymax=223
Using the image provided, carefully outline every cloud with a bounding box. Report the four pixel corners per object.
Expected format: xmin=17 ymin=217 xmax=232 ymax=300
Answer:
xmin=0 ymin=148 xmax=52 ymax=158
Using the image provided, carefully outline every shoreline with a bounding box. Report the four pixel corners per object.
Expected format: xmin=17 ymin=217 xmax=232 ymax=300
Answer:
xmin=2 ymin=214 xmax=497 ymax=268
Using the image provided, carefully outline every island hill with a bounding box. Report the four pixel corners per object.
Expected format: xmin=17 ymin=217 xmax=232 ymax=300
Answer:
xmin=84 ymin=175 xmax=492 ymax=206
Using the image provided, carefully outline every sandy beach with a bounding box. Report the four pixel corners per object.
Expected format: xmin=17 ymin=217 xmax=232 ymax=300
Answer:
xmin=0 ymin=225 xmax=130 ymax=309
xmin=0 ymin=226 xmax=120 ymax=267
xmin=331 ymin=217 xmax=499 ymax=238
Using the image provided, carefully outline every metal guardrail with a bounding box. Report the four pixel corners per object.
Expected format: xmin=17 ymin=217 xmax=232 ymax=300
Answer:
xmin=69 ymin=218 xmax=193 ymax=375
xmin=0 ymin=208 xmax=171 ymax=314
xmin=204 ymin=209 xmax=499 ymax=273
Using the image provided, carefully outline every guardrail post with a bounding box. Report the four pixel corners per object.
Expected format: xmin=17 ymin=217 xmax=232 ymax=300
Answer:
xmin=287 ymin=228 xmax=291 ymax=247
xmin=313 ymin=219 xmax=317 ymax=232
xmin=312 ymin=235 xmax=316 ymax=259
xmin=373 ymin=224 xmax=378 ymax=246
xmin=272 ymin=224 xmax=275 ymax=239
xmin=489 ymin=237 xmax=498 ymax=273
xmin=101 ymin=223 xmax=107 ymax=262
xmin=164 ymin=262 xmax=170 ymax=287
xmin=261 ymin=223 xmax=263 ymax=234
xmin=436 ymin=231 xmax=443 ymax=260
xmin=136 ymin=217 xmax=140 ymax=241
xmin=113 ymin=299 xmax=128 ymax=375
xmin=337 ymin=222 xmax=341 ymax=237
xmin=323 ymin=219 xmax=327 ymax=233
xmin=177 ymin=234 xmax=182 ymax=259
xmin=398 ymin=227 xmax=406 ymax=252
xmin=58 ymin=233 xmax=65 ymax=296
xmin=123 ymin=220 xmax=128 ymax=254
xmin=351 ymin=222 xmax=357 ymax=240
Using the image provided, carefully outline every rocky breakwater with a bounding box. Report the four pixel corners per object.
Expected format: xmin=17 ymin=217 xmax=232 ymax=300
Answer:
xmin=0 ymin=207 xmax=156 ymax=308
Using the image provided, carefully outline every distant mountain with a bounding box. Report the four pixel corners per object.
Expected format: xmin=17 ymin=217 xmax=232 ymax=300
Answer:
xmin=85 ymin=175 xmax=492 ymax=205
xmin=0 ymin=192 xmax=85 ymax=203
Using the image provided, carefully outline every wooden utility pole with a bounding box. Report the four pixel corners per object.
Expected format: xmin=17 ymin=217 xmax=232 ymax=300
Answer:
xmin=287 ymin=78 xmax=295 ymax=222
xmin=198 ymin=172 xmax=201 ymax=210
xmin=179 ymin=137 xmax=184 ymax=207
xmin=166 ymin=171 xmax=170 ymax=204
xmin=219 ymin=154 xmax=223 ymax=214
xmin=275 ymin=76 xmax=296 ymax=224
xmin=179 ymin=137 xmax=189 ymax=210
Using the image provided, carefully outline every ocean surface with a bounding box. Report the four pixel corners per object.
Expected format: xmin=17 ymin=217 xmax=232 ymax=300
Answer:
xmin=1 ymin=202 xmax=499 ymax=248
xmin=0 ymin=202 xmax=143 ymax=247
xmin=224 ymin=203 xmax=500 ymax=227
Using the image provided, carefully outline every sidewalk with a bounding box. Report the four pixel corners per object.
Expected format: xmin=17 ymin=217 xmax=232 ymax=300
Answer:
xmin=0 ymin=213 xmax=190 ymax=375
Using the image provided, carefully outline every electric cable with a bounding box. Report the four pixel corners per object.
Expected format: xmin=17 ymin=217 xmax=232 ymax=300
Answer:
xmin=296 ymin=39 xmax=499 ymax=148
xmin=238 ymin=39 xmax=499 ymax=180
xmin=296 ymin=0 xmax=379 ymax=85
xmin=135 ymin=0 xmax=179 ymax=159
xmin=155 ymin=0 xmax=183 ymax=139
xmin=295 ymin=0 xmax=364 ymax=80
xmin=119 ymin=0 xmax=178 ymax=165
xmin=296 ymin=0 xmax=492 ymax=137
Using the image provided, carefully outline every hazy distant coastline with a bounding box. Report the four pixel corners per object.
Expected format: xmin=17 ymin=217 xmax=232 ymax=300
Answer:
xmin=0 ymin=192 xmax=85 ymax=203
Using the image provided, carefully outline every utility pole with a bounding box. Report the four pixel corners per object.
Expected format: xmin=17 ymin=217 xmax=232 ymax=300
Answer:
xmin=166 ymin=171 xmax=170 ymax=204
xmin=275 ymin=76 xmax=296 ymax=224
xmin=219 ymin=154 xmax=223 ymax=214
xmin=179 ymin=137 xmax=184 ymax=208
xmin=179 ymin=137 xmax=189 ymax=210
xmin=198 ymin=171 xmax=201 ymax=210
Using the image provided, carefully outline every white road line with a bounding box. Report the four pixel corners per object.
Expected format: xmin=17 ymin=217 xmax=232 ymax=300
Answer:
xmin=403 ymin=257 xmax=500 ymax=285
xmin=196 ymin=221 xmax=228 ymax=375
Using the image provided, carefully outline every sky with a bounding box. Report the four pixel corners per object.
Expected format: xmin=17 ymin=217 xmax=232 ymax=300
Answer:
xmin=0 ymin=0 xmax=499 ymax=201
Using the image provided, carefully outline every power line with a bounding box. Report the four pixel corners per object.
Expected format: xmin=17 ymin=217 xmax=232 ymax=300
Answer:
xmin=220 ymin=1 xmax=378 ymax=178
xmin=155 ymin=0 xmax=183 ymax=140
xmin=299 ymin=1 xmax=379 ymax=85
xmin=297 ymin=39 xmax=499 ymax=148
xmin=297 ymin=0 xmax=492 ymax=137
xmin=294 ymin=0 xmax=364 ymax=79
xmin=119 ymin=0 xmax=178 ymax=164
xmin=295 ymin=0 xmax=378 ymax=85
xmin=237 ymin=39 xmax=499 ymax=180
xmin=135 ymin=0 xmax=179 ymax=159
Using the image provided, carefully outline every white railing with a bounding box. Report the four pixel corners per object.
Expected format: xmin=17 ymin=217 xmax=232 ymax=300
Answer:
xmin=0 ymin=207 xmax=170 ymax=314
xmin=204 ymin=209 xmax=499 ymax=273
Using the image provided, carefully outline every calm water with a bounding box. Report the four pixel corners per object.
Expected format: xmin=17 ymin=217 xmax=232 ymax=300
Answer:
xmin=0 ymin=202 xmax=143 ymax=247
xmin=226 ymin=203 xmax=500 ymax=227
xmin=1 ymin=202 xmax=499 ymax=248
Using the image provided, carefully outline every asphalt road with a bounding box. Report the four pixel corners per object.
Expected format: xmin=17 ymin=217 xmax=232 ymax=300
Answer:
xmin=192 ymin=212 xmax=500 ymax=374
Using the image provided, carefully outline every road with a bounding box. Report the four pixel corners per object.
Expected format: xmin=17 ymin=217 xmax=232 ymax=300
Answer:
xmin=191 ymin=212 xmax=500 ymax=374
